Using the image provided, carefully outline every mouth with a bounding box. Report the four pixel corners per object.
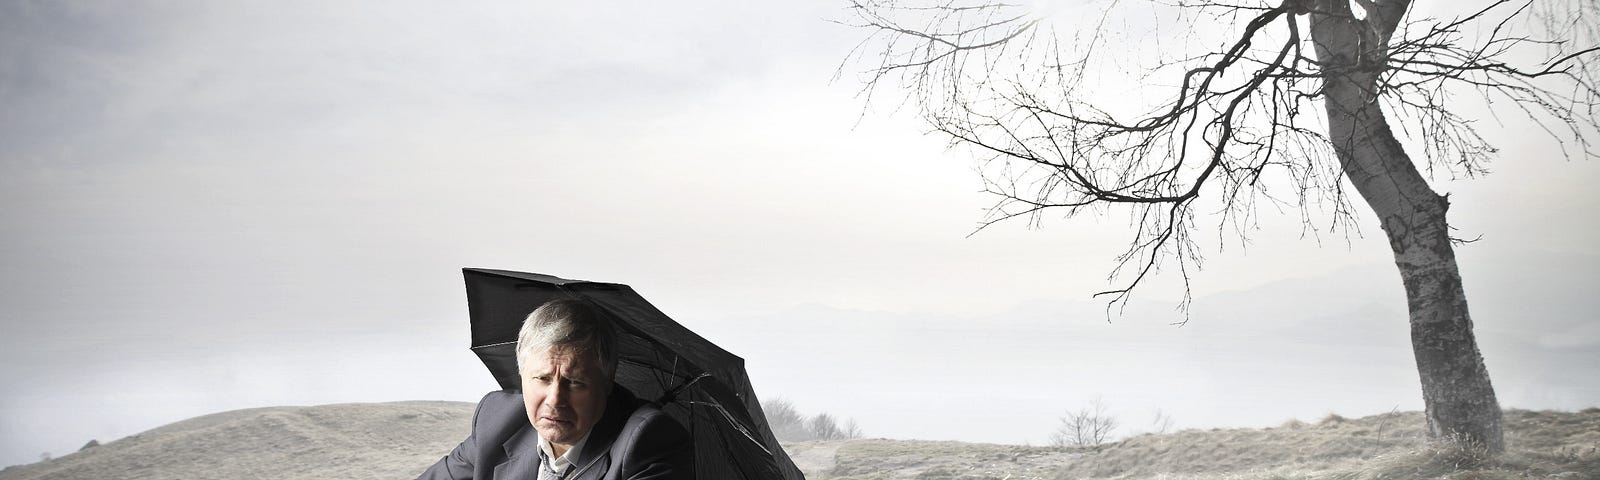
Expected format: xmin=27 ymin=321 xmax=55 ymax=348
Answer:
xmin=539 ymin=415 xmax=572 ymax=425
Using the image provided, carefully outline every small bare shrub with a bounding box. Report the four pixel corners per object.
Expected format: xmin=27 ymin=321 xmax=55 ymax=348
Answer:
xmin=810 ymin=413 xmax=843 ymax=440
xmin=762 ymin=398 xmax=810 ymax=441
xmin=1319 ymin=413 xmax=1348 ymax=426
xmin=762 ymin=397 xmax=864 ymax=441
xmin=1150 ymin=408 xmax=1175 ymax=435
xmin=1050 ymin=397 xmax=1119 ymax=447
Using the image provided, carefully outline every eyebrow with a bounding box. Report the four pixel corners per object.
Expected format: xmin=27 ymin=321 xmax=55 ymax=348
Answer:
xmin=528 ymin=369 xmax=596 ymax=380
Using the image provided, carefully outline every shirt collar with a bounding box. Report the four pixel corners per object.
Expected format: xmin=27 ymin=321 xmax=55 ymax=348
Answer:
xmin=536 ymin=430 xmax=593 ymax=473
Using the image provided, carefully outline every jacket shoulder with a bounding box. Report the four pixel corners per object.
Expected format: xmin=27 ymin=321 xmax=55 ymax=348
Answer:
xmin=470 ymin=390 xmax=528 ymax=442
xmin=617 ymin=402 xmax=686 ymax=442
xmin=415 ymin=390 xmax=530 ymax=480
xmin=604 ymin=403 xmax=693 ymax=479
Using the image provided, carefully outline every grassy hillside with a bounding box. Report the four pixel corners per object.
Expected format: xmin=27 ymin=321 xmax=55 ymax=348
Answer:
xmin=805 ymin=408 xmax=1600 ymax=480
xmin=0 ymin=401 xmax=474 ymax=480
xmin=2 ymin=405 xmax=1593 ymax=480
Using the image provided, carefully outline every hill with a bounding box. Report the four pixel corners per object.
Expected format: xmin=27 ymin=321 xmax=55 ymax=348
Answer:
xmin=2 ymin=404 xmax=1594 ymax=479
xmin=797 ymin=408 xmax=1600 ymax=479
xmin=0 ymin=401 xmax=473 ymax=480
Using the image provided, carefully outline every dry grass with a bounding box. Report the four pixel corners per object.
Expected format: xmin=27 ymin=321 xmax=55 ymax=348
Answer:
xmin=0 ymin=401 xmax=474 ymax=480
xmin=1088 ymin=408 xmax=1600 ymax=480
xmin=1044 ymin=410 xmax=1427 ymax=478
xmin=825 ymin=440 xmax=1086 ymax=479
xmin=816 ymin=409 xmax=1600 ymax=480
xmin=2 ymin=405 xmax=1592 ymax=480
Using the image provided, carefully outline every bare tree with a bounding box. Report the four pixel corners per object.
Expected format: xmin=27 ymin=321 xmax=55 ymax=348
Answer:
xmin=1050 ymin=397 xmax=1119 ymax=447
xmin=843 ymin=418 xmax=865 ymax=439
xmin=810 ymin=413 xmax=845 ymax=440
xmin=1150 ymin=408 xmax=1176 ymax=435
xmin=845 ymin=0 xmax=1599 ymax=454
xmin=762 ymin=397 xmax=866 ymax=441
xmin=762 ymin=397 xmax=812 ymax=441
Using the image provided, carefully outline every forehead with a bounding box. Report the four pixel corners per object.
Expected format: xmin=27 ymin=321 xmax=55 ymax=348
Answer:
xmin=525 ymin=346 xmax=603 ymax=375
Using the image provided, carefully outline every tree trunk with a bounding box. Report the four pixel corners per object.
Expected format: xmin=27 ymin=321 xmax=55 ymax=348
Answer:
xmin=1308 ymin=3 xmax=1505 ymax=453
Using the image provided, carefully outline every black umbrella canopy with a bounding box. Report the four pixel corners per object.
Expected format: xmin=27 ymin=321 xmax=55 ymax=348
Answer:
xmin=462 ymin=268 xmax=805 ymax=480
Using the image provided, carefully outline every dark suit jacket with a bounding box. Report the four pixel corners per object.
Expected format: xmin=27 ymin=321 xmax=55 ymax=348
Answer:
xmin=418 ymin=387 xmax=693 ymax=480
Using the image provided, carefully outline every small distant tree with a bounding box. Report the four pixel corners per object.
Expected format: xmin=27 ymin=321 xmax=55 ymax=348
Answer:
xmin=810 ymin=413 xmax=845 ymax=440
xmin=843 ymin=418 xmax=864 ymax=439
xmin=1050 ymin=398 xmax=1119 ymax=447
xmin=763 ymin=397 xmax=866 ymax=441
xmin=762 ymin=397 xmax=811 ymax=441
xmin=1150 ymin=409 xmax=1176 ymax=435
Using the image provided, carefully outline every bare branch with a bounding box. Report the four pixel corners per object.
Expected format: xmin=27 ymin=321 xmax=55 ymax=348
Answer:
xmin=844 ymin=0 xmax=1599 ymax=312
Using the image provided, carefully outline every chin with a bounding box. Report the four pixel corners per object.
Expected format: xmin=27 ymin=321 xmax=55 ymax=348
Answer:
xmin=538 ymin=424 xmax=576 ymax=442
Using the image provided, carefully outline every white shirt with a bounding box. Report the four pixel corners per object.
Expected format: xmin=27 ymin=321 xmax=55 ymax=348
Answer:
xmin=537 ymin=432 xmax=592 ymax=480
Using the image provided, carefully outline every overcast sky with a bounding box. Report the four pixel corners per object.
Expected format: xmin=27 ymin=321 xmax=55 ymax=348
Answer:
xmin=2 ymin=0 xmax=1597 ymax=468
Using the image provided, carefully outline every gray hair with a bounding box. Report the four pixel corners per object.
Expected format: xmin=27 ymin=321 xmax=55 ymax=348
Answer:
xmin=515 ymin=299 xmax=619 ymax=380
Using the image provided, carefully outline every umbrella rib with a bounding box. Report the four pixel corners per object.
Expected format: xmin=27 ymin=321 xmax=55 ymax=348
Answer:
xmin=687 ymin=399 xmax=772 ymax=456
xmin=472 ymin=340 xmax=516 ymax=350
xmin=657 ymin=372 xmax=712 ymax=404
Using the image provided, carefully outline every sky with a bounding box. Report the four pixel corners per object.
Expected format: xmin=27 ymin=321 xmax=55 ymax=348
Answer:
xmin=2 ymin=0 xmax=1598 ymax=468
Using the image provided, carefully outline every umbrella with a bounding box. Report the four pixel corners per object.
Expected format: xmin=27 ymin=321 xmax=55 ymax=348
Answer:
xmin=462 ymin=268 xmax=805 ymax=480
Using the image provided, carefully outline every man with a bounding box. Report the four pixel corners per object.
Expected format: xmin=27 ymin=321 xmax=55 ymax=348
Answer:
xmin=419 ymin=299 xmax=694 ymax=480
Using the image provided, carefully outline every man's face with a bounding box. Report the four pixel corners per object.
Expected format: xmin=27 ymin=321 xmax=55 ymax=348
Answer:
xmin=522 ymin=346 xmax=611 ymax=455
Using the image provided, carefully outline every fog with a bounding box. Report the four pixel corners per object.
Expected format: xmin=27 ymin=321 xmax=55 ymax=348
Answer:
xmin=3 ymin=0 xmax=1597 ymax=468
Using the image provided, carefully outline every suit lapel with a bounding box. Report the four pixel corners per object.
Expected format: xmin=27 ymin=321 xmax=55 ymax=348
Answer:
xmin=566 ymin=454 xmax=611 ymax=480
xmin=494 ymin=424 xmax=540 ymax=480
xmin=564 ymin=388 xmax=634 ymax=480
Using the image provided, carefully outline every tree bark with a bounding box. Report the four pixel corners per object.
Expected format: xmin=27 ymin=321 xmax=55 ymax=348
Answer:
xmin=1308 ymin=2 xmax=1504 ymax=453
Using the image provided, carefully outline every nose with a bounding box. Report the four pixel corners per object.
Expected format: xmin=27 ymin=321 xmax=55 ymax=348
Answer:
xmin=544 ymin=380 xmax=567 ymax=408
